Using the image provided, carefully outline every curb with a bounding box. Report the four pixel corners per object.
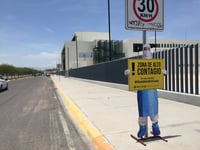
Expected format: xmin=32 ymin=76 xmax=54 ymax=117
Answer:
xmin=52 ymin=80 xmax=114 ymax=150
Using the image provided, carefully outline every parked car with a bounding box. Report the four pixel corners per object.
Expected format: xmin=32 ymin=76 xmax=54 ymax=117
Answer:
xmin=0 ymin=78 xmax=8 ymax=91
xmin=0 ymin=75 xmax=8 ymax=81
xmin=46 ymin=73 xmax=51 ymax=77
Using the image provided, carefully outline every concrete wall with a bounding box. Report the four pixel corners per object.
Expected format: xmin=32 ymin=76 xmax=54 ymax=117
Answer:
xmin=64 ymin=41 xmax=76 ymax=69
xmin=69 ymin=57 xmax=131 ymax=85
xmin=77 ymin=41 xmax=95 ymax=67
xmin=63 ymin=41 xmax=96 ymax=70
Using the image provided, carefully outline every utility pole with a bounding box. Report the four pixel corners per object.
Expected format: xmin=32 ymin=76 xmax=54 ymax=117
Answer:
xmin=108 ymin=0 xmax=112 ymax=61
xmin=75 ymin=35 xmax=78 ymax=68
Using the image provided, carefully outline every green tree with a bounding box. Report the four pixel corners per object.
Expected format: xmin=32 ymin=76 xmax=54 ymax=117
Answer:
xmin=0 ymin=64 xmax=42 ymax=75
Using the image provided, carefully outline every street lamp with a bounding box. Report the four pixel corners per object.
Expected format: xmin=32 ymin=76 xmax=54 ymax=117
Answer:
xmin=75 ymin=35 xmax=78 ymax=68
xmin=108 ymin=0 xmax=111 ymax=61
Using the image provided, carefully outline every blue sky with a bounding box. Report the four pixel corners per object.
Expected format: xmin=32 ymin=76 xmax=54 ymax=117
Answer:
xmin=0 ymin=0 xmax=200 ymax=69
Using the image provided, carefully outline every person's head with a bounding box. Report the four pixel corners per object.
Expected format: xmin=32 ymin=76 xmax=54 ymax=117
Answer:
xmin=143 ymin=43 xmax=152 ymax=59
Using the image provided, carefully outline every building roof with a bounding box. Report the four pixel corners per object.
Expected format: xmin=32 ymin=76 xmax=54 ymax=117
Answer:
xmin=71 ymin=32 xmax=109 ymax=42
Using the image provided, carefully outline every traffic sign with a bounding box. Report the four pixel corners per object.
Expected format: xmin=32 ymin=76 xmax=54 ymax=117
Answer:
xmin=125 ymin=0 xmax=164 ymax=31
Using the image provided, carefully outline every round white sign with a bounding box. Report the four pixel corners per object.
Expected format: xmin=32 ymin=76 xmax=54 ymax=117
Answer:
xmin=125 ymin=0 xmax=164 ymax=31
xmin=133 ymin=0 xmax=159 ymax=22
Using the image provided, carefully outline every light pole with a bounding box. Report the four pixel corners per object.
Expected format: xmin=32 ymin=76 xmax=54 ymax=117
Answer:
xmin=67 ymin=47 xmax=69 ymax=77
xmin=75 ymin=35 xmax=78 ymax=68
xmin=108 ymin=0 xmax=111 ymax=61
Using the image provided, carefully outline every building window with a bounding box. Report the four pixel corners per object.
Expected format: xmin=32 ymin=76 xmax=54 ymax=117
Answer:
xmin=79 ymin=52 xmax=92 ymax=58
xmin=93 ymin=40 xmax=124 ymax=64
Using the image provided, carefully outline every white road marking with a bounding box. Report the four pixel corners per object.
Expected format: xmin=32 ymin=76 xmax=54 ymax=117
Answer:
xmin=58 ymin=110 xmax=76 ymax=150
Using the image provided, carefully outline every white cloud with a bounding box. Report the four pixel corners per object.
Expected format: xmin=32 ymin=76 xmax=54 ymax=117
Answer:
xmin=0 ymin=26 xmax=61 ymax=68
xmin=25 ymin=51 xmax=59 ymax=59
xmin=22 ymin=51 xmax=60 ymax=68
xmin=0 ymin=54 xmax=9 ymax=64
xmin=0 ymin=51 xmax=60 ymax=69
xmin=40 ymin=51 xmax=58 ymax=59
xmin=43 ymin=26 xmax=55 ymax=33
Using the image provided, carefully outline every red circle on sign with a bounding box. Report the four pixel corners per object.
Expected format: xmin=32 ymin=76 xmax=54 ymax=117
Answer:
xmin=133 ymin=0 xmax=159 ymax=22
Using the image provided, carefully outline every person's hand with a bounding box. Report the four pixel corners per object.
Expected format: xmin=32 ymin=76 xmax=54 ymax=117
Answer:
xmin=124 ymin=69 xmax=130 ymax=76
xmin=162 ymin=69 xmax=167 ymax=75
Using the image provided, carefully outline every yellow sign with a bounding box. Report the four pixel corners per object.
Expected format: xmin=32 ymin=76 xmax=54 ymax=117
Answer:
xmin=128 ymin=59 xmax=164 ymax=91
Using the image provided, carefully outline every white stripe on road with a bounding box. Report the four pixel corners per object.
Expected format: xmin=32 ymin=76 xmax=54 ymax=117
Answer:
xmin=58 ymin=109 xmax=76 ymax=150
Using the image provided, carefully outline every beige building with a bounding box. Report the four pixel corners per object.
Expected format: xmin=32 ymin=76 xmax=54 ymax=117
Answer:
xmin=61 ymin=32 xmax=109 ymax=71
xmin=61 ymin=32 xmax=200 ymax=74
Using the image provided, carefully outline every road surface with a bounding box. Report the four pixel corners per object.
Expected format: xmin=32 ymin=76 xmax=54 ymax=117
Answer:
xmin=0 ymin=76 xmax=92 ymax=150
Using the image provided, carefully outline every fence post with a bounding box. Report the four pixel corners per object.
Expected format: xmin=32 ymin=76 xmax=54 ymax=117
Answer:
xmin=185 ymin=46 xmax=189 ymax=93
xmin=195 ymin=44 xmax=199 ymax=94
xmin=172 ymin=49 xmax=175 ymax=91
xmin=189 ymin=45 xmax=194 ymax=94
xmin=176 ymin=47 xmax=179 ymax=92
xmin=180 ymin=47 xmax=184 ymax=93
xmin=168 ymin=49 xmax=172 ymax=91
xmin=165 ymin=50 xmax=168 ymax=90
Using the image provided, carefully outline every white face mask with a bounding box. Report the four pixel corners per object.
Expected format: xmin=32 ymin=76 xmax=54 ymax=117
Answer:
xmin=143 ymin=50 xmax=152 ymax=59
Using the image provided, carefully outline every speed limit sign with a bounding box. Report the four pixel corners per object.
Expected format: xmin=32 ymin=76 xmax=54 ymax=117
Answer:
xmin=125 ymin=0 xmax=164 ymax=31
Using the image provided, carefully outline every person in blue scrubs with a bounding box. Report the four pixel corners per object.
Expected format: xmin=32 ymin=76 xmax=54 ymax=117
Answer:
xmin=137 ymin=43 xmax=160 ymax=138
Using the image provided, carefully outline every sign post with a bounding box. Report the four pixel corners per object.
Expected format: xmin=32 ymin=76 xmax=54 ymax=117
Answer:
xmin=125 ymin=0 xmax=165 ymax=141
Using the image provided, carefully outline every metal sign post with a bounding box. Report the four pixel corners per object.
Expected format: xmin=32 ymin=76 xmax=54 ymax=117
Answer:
xmin=143 ymin=30 xmax=148 ymax=138
xmin=125 ymin=0 xmax=165 ymax=143
xmin=143 ymin=30 xmax=147 ymax=44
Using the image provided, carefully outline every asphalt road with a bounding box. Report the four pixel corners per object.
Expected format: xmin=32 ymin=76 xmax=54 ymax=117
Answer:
xmin=0 ymin=76 xmax=92 ymax=150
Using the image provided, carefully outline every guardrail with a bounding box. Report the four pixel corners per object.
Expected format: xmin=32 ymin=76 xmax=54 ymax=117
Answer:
xmin=1 ymin=75 xmax=35 ymax=81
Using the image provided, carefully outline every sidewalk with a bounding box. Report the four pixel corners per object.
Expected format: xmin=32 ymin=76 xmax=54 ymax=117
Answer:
xmin=52 ymin=75 xmax=200 ymax=150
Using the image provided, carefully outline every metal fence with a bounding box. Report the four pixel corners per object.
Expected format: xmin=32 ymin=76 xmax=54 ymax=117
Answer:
xmin=154 ymin=44 xmax=199 ymax=95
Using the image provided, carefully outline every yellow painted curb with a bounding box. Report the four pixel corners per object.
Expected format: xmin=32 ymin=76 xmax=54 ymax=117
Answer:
xmin=53 ymin=80 xmax=114 ymax=150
